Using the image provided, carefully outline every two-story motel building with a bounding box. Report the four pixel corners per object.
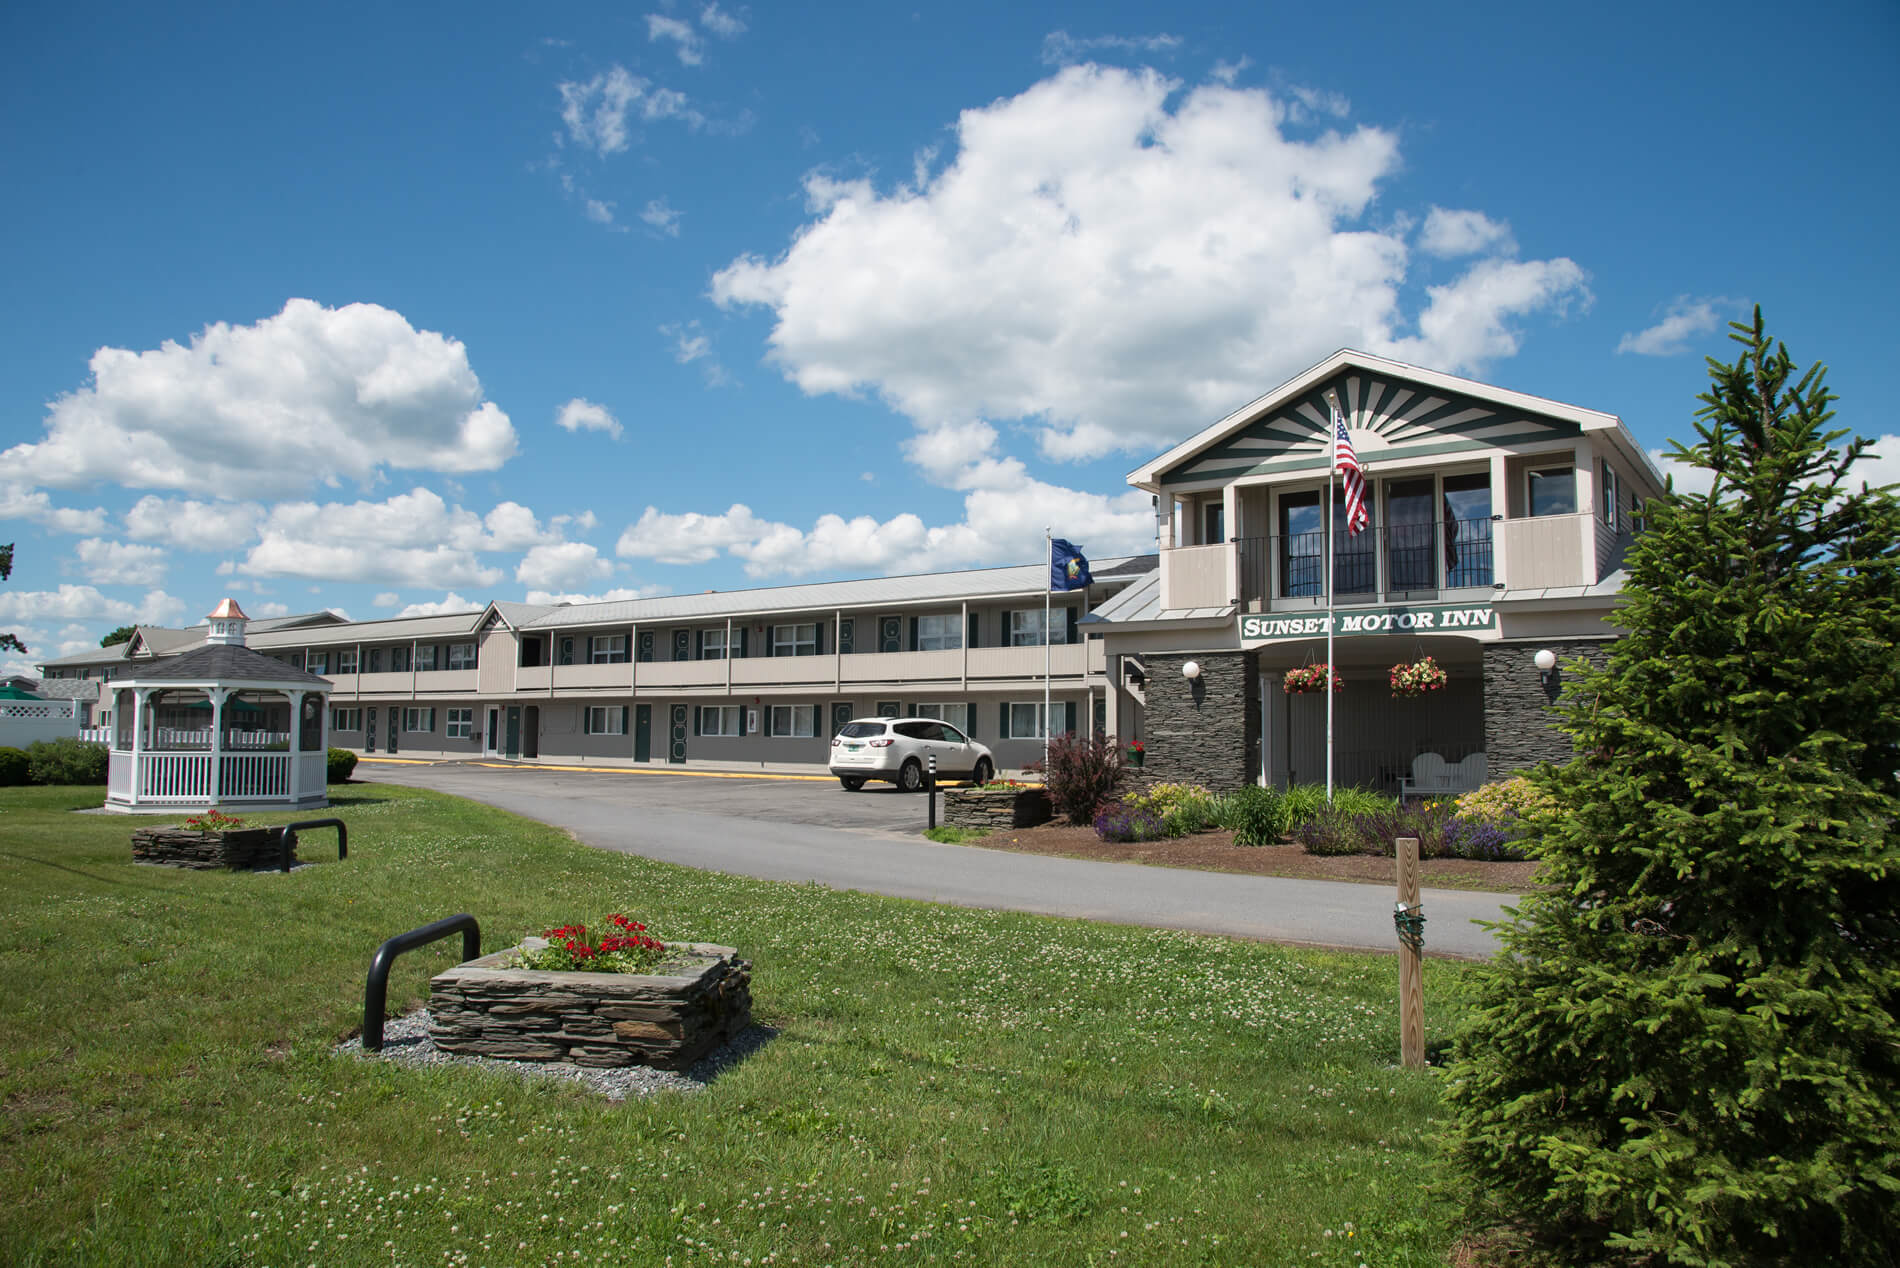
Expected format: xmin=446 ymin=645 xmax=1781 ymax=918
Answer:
xmin=37 ymin=350 xmax=1664 ymax=793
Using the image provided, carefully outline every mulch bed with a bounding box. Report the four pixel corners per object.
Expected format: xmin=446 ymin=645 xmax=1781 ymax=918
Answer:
xmin=970 ymin=821 xmax=1542 ymax=893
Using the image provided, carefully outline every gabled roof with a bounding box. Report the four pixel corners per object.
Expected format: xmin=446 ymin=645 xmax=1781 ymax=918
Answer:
xmin=1127 ymin=348 xmax=1667 ymax=492
xmin=246 ymin=609 xmax=487 ymax=648
xmin=121 ymin=643 xmax=334 ymax=688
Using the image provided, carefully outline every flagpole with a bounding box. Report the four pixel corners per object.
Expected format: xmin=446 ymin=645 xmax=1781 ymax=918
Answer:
xmin=1044 ymin=528 xmax=1053 ymax=771
xmin=1325 ymin=394 xmax=1338 ymax=803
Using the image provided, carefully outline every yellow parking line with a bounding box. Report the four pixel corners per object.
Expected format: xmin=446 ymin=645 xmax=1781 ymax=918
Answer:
xmin=468 ymin=761 xmax=839 ymax=783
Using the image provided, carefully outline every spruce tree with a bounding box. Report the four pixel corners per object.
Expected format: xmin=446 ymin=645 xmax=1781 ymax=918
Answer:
xmin=1443 ymin=311 xmax=1899 ymax=1266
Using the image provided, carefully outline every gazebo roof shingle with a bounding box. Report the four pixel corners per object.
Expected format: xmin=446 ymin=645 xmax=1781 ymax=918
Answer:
xmin=131 ymin=644 xmax=333 ymax=687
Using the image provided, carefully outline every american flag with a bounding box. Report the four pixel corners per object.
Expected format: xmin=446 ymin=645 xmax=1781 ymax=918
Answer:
xmin=1332 ymin=399 xmax=1369 ymax=535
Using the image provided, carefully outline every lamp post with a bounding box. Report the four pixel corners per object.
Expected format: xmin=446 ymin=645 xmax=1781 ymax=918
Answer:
xmin=1534 ymin=648 xmax=1559 ymax=701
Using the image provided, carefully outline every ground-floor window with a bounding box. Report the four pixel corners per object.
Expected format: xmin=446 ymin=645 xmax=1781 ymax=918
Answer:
xmin=1003 ymin=702 xmax=1047 ymax=739
xmin=875 ymin=700 xmax=900 ymax=717
xmin=446 ymin=707 xmax=473 ymax=739
xmin=332 ymin=707 xmax=361 ymax=732
xmin=914 ymin=702 xmax=970 ymax=732
xmin=769 ymin=704 xmax=817 ymax=737
xmin=403 ymin=707 xmax=435 ymax=733
xmin=584 ymin=706 xmax=627 ymax=735
xmin=697 ymin=705 xmax=743 ymax=736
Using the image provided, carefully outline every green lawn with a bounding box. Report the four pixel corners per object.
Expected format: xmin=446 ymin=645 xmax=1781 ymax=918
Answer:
xmin=0 ymin=783 xmax=1477 ymax=1266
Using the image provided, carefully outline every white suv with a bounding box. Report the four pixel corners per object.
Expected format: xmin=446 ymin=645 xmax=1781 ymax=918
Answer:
xmin=829 ymin=717 xmax=995 ymax=792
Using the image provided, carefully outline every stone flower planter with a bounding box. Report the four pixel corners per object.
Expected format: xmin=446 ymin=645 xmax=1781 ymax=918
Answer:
xmin=131 ymin=826 xmax=290 ymax=870
xmin=427 ymin=942 xmax=752 ymax=1071
xmin=942 ymin=784 xmax=1052 ymax=831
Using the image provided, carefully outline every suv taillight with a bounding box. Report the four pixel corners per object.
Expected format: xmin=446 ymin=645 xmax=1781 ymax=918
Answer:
xmin=868 ymin=737 xmax=894 ymax=747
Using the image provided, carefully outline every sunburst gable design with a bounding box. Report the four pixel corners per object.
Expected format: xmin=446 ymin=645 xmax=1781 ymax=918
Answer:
xmin=1144 ymin=353 xmax=1590 ymax=489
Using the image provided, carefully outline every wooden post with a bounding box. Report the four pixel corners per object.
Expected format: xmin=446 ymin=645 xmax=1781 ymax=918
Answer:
xmin=1396 ymin=835 xmax=1425 ymax=1069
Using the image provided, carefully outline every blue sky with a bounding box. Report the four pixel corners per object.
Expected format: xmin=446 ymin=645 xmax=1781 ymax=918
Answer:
xmin=4 ymin=0 xmax=1897 ymax=671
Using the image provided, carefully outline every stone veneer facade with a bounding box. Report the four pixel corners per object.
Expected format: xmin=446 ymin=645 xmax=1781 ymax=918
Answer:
xmin=1137 ymin=650 xmax=1260 ymax=792
xmin=942 ymin=785 xmax=1052 ymax=830
xmin=132 ymin=826 xmax=293 ymax=870
xmin=1482 ymin=638 xmax=1612 ymax=776
xmin=428 ymin=943 xmax=752 ymax=1071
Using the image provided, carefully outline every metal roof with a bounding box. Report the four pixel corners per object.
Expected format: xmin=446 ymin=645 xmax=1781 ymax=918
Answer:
xmin=247 ymin=609 xmax=487 ymax=647
xmin=517 ymin=556 xmax=1158 ymax=630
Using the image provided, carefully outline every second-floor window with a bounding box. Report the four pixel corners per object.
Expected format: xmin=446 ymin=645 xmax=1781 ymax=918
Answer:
xmin=1008 ymin=609 xmax=1070 ymax=646
xmin=389 ymin=646 xmax=411 ymax=673
xmin=414 ymin=644 xmax=437 ymax=671
xmin=771 ymin=623 xmax=817 ymax=656
xmin=701 ymin=629 xmax=728 ymax=660
xmin=1529 ymin=467 xmax=1576 ymax=517
xmin=365 ymin=648 xmax=384 ymax=673
xmin=307 ymin=651 xmax=328 ymax=675
xmin=447 ymin=643 xmax=476 ymax=670
xmin=590 ymin=634 xmax=628 ymax=664
xmin=917 ymin=614 xmax=961 ymax=651
xmin=336 ymin=649 xmax=358 ymax=674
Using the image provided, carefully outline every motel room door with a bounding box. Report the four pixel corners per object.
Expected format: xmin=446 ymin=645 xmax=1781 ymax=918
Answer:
xmin=504 ymin=707 xmax=521 ymax=758
xmin=634 ymin=705 xmax=652 ymax=762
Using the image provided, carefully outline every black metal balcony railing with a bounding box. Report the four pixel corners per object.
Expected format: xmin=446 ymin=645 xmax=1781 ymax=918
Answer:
xmin=1236 ymin=517 xmax=1495 ymax=603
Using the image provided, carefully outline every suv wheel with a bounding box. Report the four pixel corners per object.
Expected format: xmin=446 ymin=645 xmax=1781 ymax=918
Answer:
xmin=839 ymin=775 xmax=865 ymax=791
xmin=971 ymin=757 xmax=993 ymax=786
xmin=896 ymin=759 xmax=923 ymax=792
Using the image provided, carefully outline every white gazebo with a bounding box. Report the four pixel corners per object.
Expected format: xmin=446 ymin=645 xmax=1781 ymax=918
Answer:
xmin=104 ymin=600 xmax=334 ymax=812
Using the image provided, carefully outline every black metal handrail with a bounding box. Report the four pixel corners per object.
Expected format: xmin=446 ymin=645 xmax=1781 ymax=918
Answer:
xmin=1236 ymin=516 xmax=1496 ymax=603
xmin=362 ymin=914 xmax=481 ymax=1052
xmin=272 ymin=817 xmax=348 ymax=873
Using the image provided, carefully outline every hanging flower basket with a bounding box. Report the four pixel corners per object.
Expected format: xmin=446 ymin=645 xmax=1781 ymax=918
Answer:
xmin=1283 ymin=664 xmax=1343 ymax=694
xmin=1389 ymin=655 xmax=1449 ymax=698
xmin=1126 ymin=739 xmax=1145 ymax=768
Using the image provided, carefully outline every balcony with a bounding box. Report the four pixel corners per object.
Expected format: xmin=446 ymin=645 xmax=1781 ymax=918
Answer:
xmin=968 ymin=643 xmax=1086 ymax=680
xmin=415 ymin=668 xmax=479 ymax=694
xmin=552 ymin=662 xmax=633 ymax=690
xmin=1163 ymin=514 xmax=1618 ymax=610
xmin=635 ymin=660 xmax=728 ymax=689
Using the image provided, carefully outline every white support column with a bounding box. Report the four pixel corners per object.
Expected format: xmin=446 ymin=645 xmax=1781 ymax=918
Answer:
xmin=1489 ymin=451 xmax=1511 ymax=591
xmin=1573 ymin=440 xmax=1598 ymax=583
xmin=1223 ymin=482 xmax=1241 ymax=604
xmin=130 ymin=687 xmax=150 ymax=807
xmin=288 ymin=690 xmax=307 ymax=804
xmin=209 ymin=686 xmax=230 ymax=805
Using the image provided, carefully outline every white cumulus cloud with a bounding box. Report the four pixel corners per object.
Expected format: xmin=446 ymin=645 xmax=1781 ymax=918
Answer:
xmin=1419 ymin=206 xmax=1516 ymax=258
xmin=74 ymin=539 xmax=168 ymax=587
xmin=396 ymin=593 xmax=485 ymax=618
xmin=555 ymin=398 xmax=623 ymax=438
xmin=641 ymin=199 xmax=683 ymax=236
xmin=0 ymin=585 xmax=185 ymax=629
xmin=122 ymin=496 xmax=264 ymax=551
xmin=1618 ymin=297 xmax=1728 ymax=357
xmin=516 ymin=541 xmax=612 ymax=589
xmin=713 ymin=65 xmax=1585 ymax=464
xmin=6 ymin=299 xmax=517 ymax=496
xmin=0 ymin=483 xmax=110 ymax=535
xmin=523 ymin=585 xmax=667 ymax=606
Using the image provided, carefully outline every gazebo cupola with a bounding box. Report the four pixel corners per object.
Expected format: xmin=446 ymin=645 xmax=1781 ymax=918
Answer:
xmin=206 ymin=598 xmax=249 ymax=646
xmin=102 ymin=598 xmax=334 ymax=813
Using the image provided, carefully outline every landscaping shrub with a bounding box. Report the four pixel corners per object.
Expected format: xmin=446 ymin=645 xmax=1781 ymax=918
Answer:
xmin=0 ymin=748 xmax=28 ymax=787
xmin=1124 ymin=782 xmax=1218 ymax=836
xmin=1277 ymin=783 xmax=1328 ymax=828
xmin=1327 ymin=786 xmax=1398 ymax=819
xmin=1441 ymin=815 xmax=1524 ymax=862
xmin=1042 ymin=730 xmax=1125 ymax=825
xmin=24 ymin=738 xmax=107 ymax=786
xmin=327 ymin=747 xmax=358 ymax=783
xmin=1453 ymin=773 xmax=1557 ymax=826
xmin=1092 ymin=800 xmax=1167 ymax=844
xmin=1443 ymin=313 xmax=1900 ymax=1265
xmin=1218 ymin=785 xmax=1284 ymax=846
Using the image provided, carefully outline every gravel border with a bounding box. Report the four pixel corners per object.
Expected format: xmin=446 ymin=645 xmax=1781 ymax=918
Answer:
xmin=337 ymin=1009 xmax=775 ymax=1100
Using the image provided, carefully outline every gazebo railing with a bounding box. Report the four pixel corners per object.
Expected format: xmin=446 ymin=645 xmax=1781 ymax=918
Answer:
xmin=133 ymin=751 xmax=293 ymax=800
xmin=149 ymin=728 xmax=292 ymax=750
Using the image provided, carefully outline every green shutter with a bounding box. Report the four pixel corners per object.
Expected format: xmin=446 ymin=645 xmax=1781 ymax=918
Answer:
xmin=1065 ymin=702 xmax=1078 ymax=735
xmin=1000 ymin=702 xmax=1010 ymax=738
xmin=968 ymin=611 xmax=979 ymax=648
xmin=737 ymin=627 xmax=749 ymax=658
xmin=908 ymin=618 xmax=918 ymax=651
xmin=693 ymin=707 xmax=702 ymax=736
xmin=966 ymin=701 xmax=977 ymax=736
xmin=815 ymin=622 xmax=825 ymax=655
xmin=1066 ymin=608 xmax=1079 ymax=645
xmin=695 ymin=630 xmax=704 ymax=660
xmin=907 ymin=703 xmax=917 ymax=717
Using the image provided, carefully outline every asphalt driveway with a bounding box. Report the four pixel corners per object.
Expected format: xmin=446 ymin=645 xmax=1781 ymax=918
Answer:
xmin=357 ymin=760 xmax=1512 ymax=958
